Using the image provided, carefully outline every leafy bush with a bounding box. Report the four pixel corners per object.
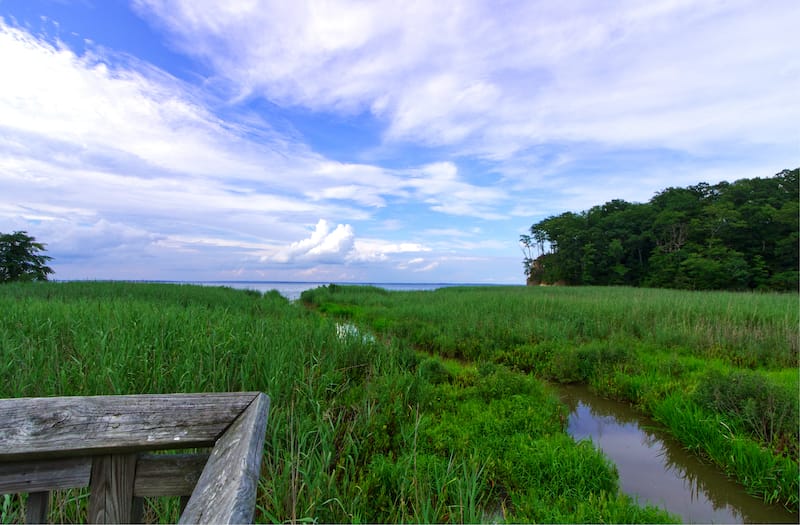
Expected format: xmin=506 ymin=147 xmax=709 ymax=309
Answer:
xmin=548 ymin=341 xmax=639 ymax=384
xmin=417 ymin=357 xmax=451 ymax=385
xmin=494 ymin=343 xmax=552 ymax=374
xmin=693 ymin=369 xmax=798 ymax=449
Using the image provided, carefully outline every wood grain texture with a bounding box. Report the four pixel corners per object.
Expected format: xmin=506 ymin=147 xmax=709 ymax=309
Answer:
xmin=179 ymin=393 xmax=270 ymax=524
xmin=133 ymin=453 xmax=209 ymax=497
xmin=0 ymin=393 xmax=260 ymax=461
xmin=1 ymin=391 xmax=270 ymax=524
xmin=0 ymin=457 xmax=91 ymax=493
xmin=25 ymin=492 xmax=49 ymax=524
xmin=88 ymin=454 xmax=138 ymax=524
xmin=130 ymin=497 xmax=145 ymax=524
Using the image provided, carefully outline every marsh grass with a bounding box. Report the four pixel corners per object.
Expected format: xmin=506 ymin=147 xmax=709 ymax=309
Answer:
xmin=302 ymin=284 xmax=799 ymax=510
xmin=337 ymin=285 xmax=794 ymax=367
xmin=1 ymin=281 xmax=678 ymax=523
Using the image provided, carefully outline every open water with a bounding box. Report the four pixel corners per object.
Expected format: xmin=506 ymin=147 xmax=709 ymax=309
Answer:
xmin=184 ymin=281 xmax=497 ymax=300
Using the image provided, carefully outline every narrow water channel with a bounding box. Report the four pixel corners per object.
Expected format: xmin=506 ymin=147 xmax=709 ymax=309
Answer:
xmin=557 ymin=384 xmax=798 ymax=524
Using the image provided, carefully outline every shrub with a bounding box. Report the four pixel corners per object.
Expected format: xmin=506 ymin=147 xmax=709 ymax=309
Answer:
xmin=494 ymin=344 xmax=549 ymax=374
xmin=693 ymin=369 xmax=799 ymax=449
xmin=417 ymin=357 xmax=451 ymax=385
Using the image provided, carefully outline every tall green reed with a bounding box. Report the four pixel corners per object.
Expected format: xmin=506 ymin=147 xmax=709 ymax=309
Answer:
xmin=302 ymin=283 xmax=799 ymax=510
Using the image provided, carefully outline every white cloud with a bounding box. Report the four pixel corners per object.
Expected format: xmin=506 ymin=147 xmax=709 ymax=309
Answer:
xmin=2 ymin=18 xmax=511 ymax=228
xmin=267 ymin=219 xmax=430 ymax=266
xmin=53 ymin=219 xmax=161 ymax=258
xmin=308 ymin=185 xmax=386 ymax=208
xmin=415 ymin=261 xmax=440 ymax=273
xmin=396 ymin=257 xmax=440 ymax=272
xmin=2 ymin=2 xmax=794 ymax=284
xmin=0 ymin=22 xmax=276 ymax=180
xmin=408 ymin=162 xmax=507 ymax=219
xmin=306 ymin=159 xmax=511 ymax=219
xmin=351 ymin=238 xmax=430 ymax=263
xmin=269 ymin=219 xmax=354 ymax=263
xmin=0 ymin=17 xmax=519 ymax=283
xmin=133 ymin=0 xmax=800 ymax=161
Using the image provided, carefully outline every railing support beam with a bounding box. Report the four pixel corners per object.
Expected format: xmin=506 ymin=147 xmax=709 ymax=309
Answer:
xmin=0 ymin=392 xmax=269 ymax=524
xmin=88 ymin=454 xmax=138 ymax=524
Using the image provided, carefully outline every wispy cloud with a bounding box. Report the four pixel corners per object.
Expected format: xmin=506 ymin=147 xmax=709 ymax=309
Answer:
xmin=134 ymin=0 xmax=799 ymax=161
xmin=0 ymin=17 xmax=514 ymax=280
xmin=1 ymin=1 xmax=796 ymax=284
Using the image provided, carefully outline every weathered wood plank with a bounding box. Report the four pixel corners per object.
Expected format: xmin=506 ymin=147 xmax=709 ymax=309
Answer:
xmin=0 ymin=393 xmax=260 ymax=461
xmin=25 ymin=492 xmax=49 ymax=524
xmin=0 ymin=457 xmax=91 ymax=493
xmin=133 ymin=453 xmax=209 ymax=497
xmin=0 ymin=453 xmax=207 ymax=498
xmin=1 ymin=391 xmax=270 ymax=523
xmin=179 ymin=393 xmax=270 ymax=524
xmin=131 ymin=497 xmax=145 ymax=524
xmin=88 ymin=454 xmax=137 ymax=524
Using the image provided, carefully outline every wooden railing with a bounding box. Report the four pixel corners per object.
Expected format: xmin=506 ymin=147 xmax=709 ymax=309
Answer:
xmin=0 ymin=392 xmax=270 ymax=524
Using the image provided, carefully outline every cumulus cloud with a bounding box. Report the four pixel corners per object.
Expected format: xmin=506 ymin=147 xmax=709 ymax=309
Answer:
xmin=267 ymin=219 xmax=431 ymax=266
xmin=269 ymin=220 xmax=355 ymax=264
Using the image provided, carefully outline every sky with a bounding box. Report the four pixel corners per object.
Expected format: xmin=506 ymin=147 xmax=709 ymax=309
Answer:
xmin=0 ymin=0 xmax=797 ymax=284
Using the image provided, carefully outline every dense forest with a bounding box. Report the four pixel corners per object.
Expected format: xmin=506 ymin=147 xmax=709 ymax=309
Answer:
xmin=521 ymin=168 xmax=798 ymax=291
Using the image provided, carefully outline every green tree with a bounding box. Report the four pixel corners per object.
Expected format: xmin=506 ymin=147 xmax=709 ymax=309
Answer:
xmin=679 ymin=241 xmax=751 ymax=290
xmin=0 ymin=231 xmax=54 ymax=283
xmin=523 ymin=168 xmax=799 ymax=291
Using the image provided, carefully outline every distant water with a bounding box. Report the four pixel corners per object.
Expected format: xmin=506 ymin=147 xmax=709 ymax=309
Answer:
xmin=182 ymin=281 xmax=492 ymax=300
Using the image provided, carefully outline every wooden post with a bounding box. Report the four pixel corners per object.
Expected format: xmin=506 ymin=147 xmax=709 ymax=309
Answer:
xmin=88 ymin=454 xmax=138 ymax=524
xmin=25 ymin=492 xmax=49 ymax=524
xmin=179 ymin=393 xmax=270 ymax=524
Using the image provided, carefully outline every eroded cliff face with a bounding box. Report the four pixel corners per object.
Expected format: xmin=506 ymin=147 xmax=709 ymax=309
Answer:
xmin=526 ymin=258 xmax=566 ymax=286
xmin=527 ymin=278 xmax=567 ymax=286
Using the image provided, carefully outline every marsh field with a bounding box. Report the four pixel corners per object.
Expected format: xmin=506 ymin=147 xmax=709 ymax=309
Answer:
xmin=1 ymin=282 xmax=797 ymax=523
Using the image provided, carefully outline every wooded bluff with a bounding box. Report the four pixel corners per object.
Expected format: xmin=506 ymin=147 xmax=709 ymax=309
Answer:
xmin=520 ymin=168 xmax=798 ymax=291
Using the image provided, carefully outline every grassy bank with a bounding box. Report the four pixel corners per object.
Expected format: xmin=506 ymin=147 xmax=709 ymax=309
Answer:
xmin=0 ymin=282 xmax=675 ymax=523
xmin=301 ymin=284 xmax=799 ymax=511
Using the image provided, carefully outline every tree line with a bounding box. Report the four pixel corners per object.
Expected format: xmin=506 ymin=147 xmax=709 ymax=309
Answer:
xmin=520 ymin=168 xmax=798 ymax=291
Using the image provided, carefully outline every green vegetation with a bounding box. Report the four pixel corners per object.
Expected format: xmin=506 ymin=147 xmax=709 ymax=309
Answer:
xmin=0 ymin=231 xmax=53 ymax=283
xmin=301 ymin=284 xmax=799 ymax=511
xmin=0 ymin=282 xmax=677 ymax=523
xmin=521 ymin=168 xmax=799 ymax=290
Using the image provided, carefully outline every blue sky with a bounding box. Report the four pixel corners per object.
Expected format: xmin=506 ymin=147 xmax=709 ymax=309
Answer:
xmin=1 ymin=0 xmax=797 ymax=284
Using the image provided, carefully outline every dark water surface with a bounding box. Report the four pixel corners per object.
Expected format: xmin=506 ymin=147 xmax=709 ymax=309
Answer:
xmin=558 ymin=384 xmax=797 ymax=524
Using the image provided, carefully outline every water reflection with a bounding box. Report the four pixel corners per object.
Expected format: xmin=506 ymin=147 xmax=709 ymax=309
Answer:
xmin=558 ymin=384 xmax=797 ymax=524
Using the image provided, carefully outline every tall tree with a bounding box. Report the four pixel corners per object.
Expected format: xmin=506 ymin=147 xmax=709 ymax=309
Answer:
xmin=0 ymin=231 xmax=54 ymax=283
